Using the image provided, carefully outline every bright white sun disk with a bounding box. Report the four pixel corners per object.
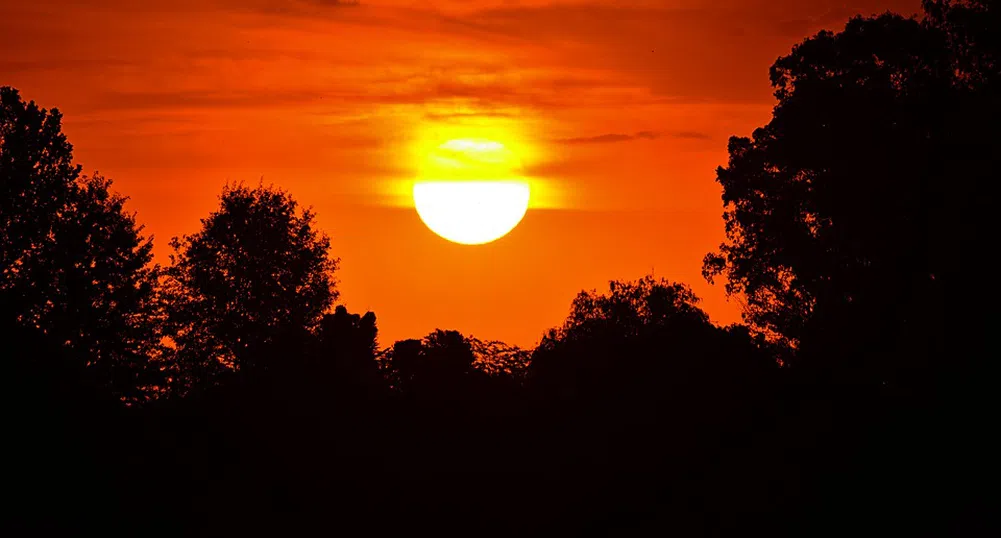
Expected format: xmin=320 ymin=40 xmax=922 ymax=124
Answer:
xmin=413 ymin=181 xmax=530 ymax=245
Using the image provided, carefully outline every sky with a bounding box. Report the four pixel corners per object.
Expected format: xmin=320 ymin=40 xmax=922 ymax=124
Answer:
xmin=2 ymin=0 xmax=921 ymax=348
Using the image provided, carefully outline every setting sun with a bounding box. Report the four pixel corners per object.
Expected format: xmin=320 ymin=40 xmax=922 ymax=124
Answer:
xmin=413 ymin=139 xmax=530 ymax=245
xmin=413 ymin=180 xmax=530 ymax=245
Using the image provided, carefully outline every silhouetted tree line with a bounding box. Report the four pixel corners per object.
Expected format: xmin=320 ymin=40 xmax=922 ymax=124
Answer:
xmin=2 ymin=1 xmax=994 ymax=535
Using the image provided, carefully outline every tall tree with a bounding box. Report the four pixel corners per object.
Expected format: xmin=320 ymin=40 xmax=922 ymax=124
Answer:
xmin=164 ymin=183 xmax=338 ymax=389
xmin=702 ymin=6 xmax=995 ymax=374
xmin=1 ymin=86 xmax=161 ymax=403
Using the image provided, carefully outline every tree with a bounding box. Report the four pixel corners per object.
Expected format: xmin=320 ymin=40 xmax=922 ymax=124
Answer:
xmin=1 ymin=86 xmax=161 ymax=403
xmin=702 ymin=6 xmax=995 ymax=373
xmin=924 ymin=1 xmax=999 ymax=91
xmin=310 ymin=305 xmax=381 ymax=392
xmin=164 ymin=183 xmax=338 ymax=389
xmin=469 ymin=337 xmax=531 ymax=379
xmin=316 ymin=305 xmax=378 ymax=363
xmin=527 ymin=277 xmax=767 ymax=402
xmin=423 ymin=329 xmax=476 ymax=377
xmin=526 ymin=276 xmax=773 ymax=484
xmin=382 ymin=329 xmax=477 ymax=396
xmin=537 ymin=276 xmax=711 ymax=349
xmin=919 ymin=0 xmax=999 ymax=370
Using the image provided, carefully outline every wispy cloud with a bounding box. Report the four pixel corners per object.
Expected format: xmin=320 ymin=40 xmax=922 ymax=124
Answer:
xmin=557 ymin=130 xmax=710 ymax=145
xmin=238 ymin=0 xmax=361 ymax=17
xmin=675 ymin=131 xmax=712 ymax=140
xmin=558 ymin=131 xmax=661 ymax=145
xmin=423 ymin=110 xmax=516 ymax=122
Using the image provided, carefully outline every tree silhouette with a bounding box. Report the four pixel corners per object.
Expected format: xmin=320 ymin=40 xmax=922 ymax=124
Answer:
xmin=469 ymin=337 xmax=531 ymax=379
xmin=537 ymin=276 xmax=710 ymax=347
xmin=423 ymin=329 xmax=476 ymax=376
xmin=164 ymin=183 xmax=338 ymax=390
xmin=528 ymin=276 xmax=769 ymax=406
xmin=1 ymin=86 xmax=161 ymax=403
xmin=309 ymin=305 xmax=381 ymax=394
xmin=384 ymin=338 xmax=423 ymax=389
xmin=382 ymin=329 xmax=478 ymax=397
xmin=702 ymin=6 xmax=996 ymax=377
xmin=925 ymin=1 xmax=999 ymax=91
xmin=919 ymin=0 xmax=998 ymax=376
xmin=317 ymin=305 xmax=378 ymax=363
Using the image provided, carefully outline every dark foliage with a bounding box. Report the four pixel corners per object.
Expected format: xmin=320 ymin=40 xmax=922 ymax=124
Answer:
xmin=163 ymin=183 xmax=339 ymax=392
xmin=312 ymin=305 xmax=380 ymax=389
xmin=1 ymin=86 xmax=161 ymax=403
xmin=530 ymin=277 xmax=771 ymax=405
xmin=703 ymin=3 xmax=996 ymax=382
xmin=382 ymin=329 xmax=477 ymax=396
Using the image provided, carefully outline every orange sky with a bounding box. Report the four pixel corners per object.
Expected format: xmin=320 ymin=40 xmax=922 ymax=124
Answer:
xmin=2 ymin=0 xmax=921 ymax=348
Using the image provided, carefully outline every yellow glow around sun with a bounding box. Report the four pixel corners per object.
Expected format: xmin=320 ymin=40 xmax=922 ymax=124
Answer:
xmin=413 ymin=139 xmax=530 ymax=245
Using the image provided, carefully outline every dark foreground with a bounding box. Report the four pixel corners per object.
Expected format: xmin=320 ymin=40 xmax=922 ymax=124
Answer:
xmin=7 ymin=328 xmax=990 ymax=537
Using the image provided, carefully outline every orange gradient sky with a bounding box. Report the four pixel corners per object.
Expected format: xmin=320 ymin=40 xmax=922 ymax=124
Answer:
xmin=2 ymin=0 xmax=920 ymax=347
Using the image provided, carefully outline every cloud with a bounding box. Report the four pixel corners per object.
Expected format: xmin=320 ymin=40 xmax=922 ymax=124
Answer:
xmin=1 ymin=0 xmax=921 ymax=131
xmin=772 ymin=7 xmax=863 ymax=37
xmin=675 ymin=131 xmax=712 ymax=140
xmin=427 ymin=1 xmax=919 ymax=103
xmin=558 ymin=131 xmax=660 ymax=145
xmin=76 ymin=73 xmax=643 ymax=117
xmin=423 ymin=110 xmax=516 ymax=122
xmin=242 ymin=0 xmax=361 ymax=16
xmin=557 ymin=130 xmax=710 ymax=145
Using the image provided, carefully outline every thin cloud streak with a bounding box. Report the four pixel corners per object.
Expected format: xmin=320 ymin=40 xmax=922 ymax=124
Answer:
xmin=557 ymin=130 xmax=711 ymax=144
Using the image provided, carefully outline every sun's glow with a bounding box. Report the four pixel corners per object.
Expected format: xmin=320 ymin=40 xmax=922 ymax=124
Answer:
xmin=413 ymin=138 xmax=530 ymax=245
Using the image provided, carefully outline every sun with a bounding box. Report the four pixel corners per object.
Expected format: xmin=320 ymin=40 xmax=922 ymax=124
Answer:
xmin=414 ymin=181 xmax=530 ymax=245
xmin=413 ymin=139 xmax=530 ymax=245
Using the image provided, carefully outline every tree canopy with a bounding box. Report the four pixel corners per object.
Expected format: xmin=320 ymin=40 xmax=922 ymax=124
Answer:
xmin=164 ymin=183 xmax=338 ymax=388
xmin=1 ymin=86 xmax=161 ymax=402
xmin=703 ymin=4 xmax=996 ymax=376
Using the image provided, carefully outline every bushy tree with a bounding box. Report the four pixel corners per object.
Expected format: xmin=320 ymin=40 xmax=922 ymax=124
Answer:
xmin=1 ymin=86 xmax=161 ymax=403
xmin=382 ymin=329 xmax=477 ymax=396
xmin=539 ymin=277 xmax=710 ymax=348
xmin=529 ymin=277 xmax=768 ymax=403
xmin=164 ymin=183 xmax=338 ymax=389
xmin=310 ymin=305 xmax=381 ymax=392
xmin=703 ymin=5 xmax=996 ymax=373
xmin=469 ymin=337 xmax=531 ymax=379
xmin=924 ymin=0 xmax=999 ymax=90
xmin=316 ymin=305 xmax=378 ymax=362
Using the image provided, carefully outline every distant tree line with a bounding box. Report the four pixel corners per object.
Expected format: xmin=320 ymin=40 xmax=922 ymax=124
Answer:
xmin=2 ymin=1 xmax=994 ymax=534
